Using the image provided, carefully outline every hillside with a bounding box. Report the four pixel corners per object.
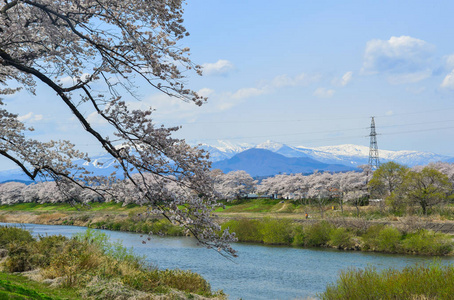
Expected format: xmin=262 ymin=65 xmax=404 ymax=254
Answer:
xmin=212 ymin=148 xmax=354 ymax=176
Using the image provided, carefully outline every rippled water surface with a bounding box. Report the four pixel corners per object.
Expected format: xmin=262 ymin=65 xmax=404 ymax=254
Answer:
xmin=2 ymin=222 xmax=453 ymax=300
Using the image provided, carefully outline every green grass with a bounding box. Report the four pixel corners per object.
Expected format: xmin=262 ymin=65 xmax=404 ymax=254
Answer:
xmin=320 ymin=261 xmax=454 ymax=300
xmin=0 ymin=272 xmax=79 ymax=299
xmin=215 ymin=198 xmax=288 ymax=213
xmin=0 ymin=202 xmax=141 ymax=212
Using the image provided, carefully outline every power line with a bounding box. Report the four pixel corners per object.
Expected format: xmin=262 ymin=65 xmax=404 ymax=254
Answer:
xmin=190 ymin=125 xmax=454 ymax=146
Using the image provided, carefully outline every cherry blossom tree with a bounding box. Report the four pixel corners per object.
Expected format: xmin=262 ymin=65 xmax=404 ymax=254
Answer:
xmin=335 ymin=171 xmax=369 ymax=215
xmin=306 ymin=172 xmax=335 ymax=218
xmin=0 ymin=181 xmax=26 ymax=204
xmin=213 ymin=170 xmax=256 ymax=200
xmin=0 ymin=0 xmax=235 ymax=256
xmin=425 ymin=162 xmax=454 ymax=189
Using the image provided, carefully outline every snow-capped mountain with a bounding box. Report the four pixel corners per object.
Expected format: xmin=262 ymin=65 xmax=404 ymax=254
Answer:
xmin=1 ymin=140 xmax=452 ymax=183
xmin=212 ymin=148 xmax=354 ymax=177
xmin=296 ymin=144 xmax=451 ymax=167
xmin=200 ymin=140 xmax=453 ymax=167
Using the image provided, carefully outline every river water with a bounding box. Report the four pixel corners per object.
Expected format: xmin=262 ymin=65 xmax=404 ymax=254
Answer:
xmin=2 ymin=222 xmax=453 ymax=300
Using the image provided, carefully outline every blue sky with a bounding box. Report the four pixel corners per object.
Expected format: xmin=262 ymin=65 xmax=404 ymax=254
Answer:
xmin=2 ymin=0 xmax=454 ymax=170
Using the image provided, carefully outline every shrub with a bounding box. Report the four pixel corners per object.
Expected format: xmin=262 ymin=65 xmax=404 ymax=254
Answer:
xmin=33 ymin=235 xmax=68 ymax=267
xmin=320 ymin=262 xmax=454 ymax=300
xmin=401 ymin=229 xmax=453 ymax=255
xmin=5 ymin=241 xmax=35 ymax=272
xmin=376 ymin=226 xmax=402 ymax=252
xmin=221 ymin=219 xmax=263 ymax=243
xmin=329 ymin=227 xmax=355 ymax=249
xmin=0 ymin=226 xmax=34 ymax=247
xmin=304 ymin=221 xmax=334 ymax=247
xmin=360 ymin=224 xmax=385 ymax=251
xmin=291 ymin=226 xmax=305 ymax=246
xmin=260 ymin=218 xmax=293 ymax=245
xmin=43 ymin=239 xmax=103 ymax=287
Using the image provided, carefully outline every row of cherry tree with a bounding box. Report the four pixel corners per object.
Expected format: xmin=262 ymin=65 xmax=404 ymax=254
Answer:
xmin=1 ymin=162 xmax=454 ymax=216
xmin=211 ymin=161 xmax=454 ymax=215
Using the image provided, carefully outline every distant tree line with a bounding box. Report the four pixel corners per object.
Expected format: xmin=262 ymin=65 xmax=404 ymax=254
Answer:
xmin=1 ymin=162 xmax=453 ymax=216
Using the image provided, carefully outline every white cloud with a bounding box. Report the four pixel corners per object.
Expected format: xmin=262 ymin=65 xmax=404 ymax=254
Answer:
xmin=440 ymin=54 xmax=454 ymax=90
xmin=202 ymin=60 xmax=234 ymax=76
xmin=362 ymin=36 xmax=434 ymax=83
xmin=441 ymin=70 xmax=454 ymax=89
xmin=59 ymin=73 xmax=91 ymax=85
xmin=313 ymin=87 xmax=335 ymax=98
xmin=197 ymin=88 xmax=215 ymax=98
xmin=231 ymin=87 xmax=267 ymax=100
xmin=18 ymin=112 xmax=43 ymax=122
xmin=340 ymin=71 xmax=353 ymax=86
xmin=445 ymin=54 xmax=454 ymax=69
xmin=387 ymin=70 xmax=432 ymax=85
xmin=86 ymin=111 xmax=108 ymax=126
xmin=270 ymin=73 xmax=320 ymax=88
xmin=385 ymin=110 xmax=394 ymax=116
xmin=332 ymin=71 xmax=353 ymax=87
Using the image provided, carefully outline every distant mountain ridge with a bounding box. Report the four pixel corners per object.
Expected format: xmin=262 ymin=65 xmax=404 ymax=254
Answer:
xmin=212 ymin=148 xmax=355 ymax=177
xmin=1 ymin=140 xmax=452 ymax=183
xmin=201 ymin=140 xmax=453 ymax=168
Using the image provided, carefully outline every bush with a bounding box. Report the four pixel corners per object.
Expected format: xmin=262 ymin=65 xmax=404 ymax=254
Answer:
xmin=304 ymin=221 xmax=334 ymax=247
xmin=320 ymin=262 xmax=454 ymax=300
xmin=5 ymin=241 xmax=35 ymax=272
xmin=376 ymin=226 xmax=402 ymax=252
xmin=0 ymin=226 xmax=34 ymax=247
xmin=260 ymin=218 xmax=293 ymax=245
xmin=221 ymin=219 xmax=263 ymax=243
xmin=1 ymin=227 xmax=217 ymax=297
xmin=361 ymin=225 xmax=402 ymax=252
xmin=401 ymin=229 xmax=453 ymax=255
xmin=291 ymin=226 xmax=305 ymax=246
xmin=329 ymin=227 xmax=355 ymax=249
xmin=360 ymin=224 xmax=384 ymax=251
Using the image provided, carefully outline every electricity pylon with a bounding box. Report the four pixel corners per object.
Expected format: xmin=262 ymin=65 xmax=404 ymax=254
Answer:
xmin=368 ymin=116 xmax=380 ymax=170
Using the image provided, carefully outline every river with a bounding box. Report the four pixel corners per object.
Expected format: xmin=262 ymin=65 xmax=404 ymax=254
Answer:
xmin=1 ymin=222 xmax=453 ymax=300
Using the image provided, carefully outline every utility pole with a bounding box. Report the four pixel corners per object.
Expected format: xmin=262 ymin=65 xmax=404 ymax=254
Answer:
xmin=368 ymin=116 xmax=380 ymax=170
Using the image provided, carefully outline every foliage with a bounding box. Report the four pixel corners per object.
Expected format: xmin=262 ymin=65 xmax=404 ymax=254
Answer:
xmin=401 ymin=229 xmax=453 ymax=255
xmin=320 ymin=262 xmax=454 ymax=300
xmin=400 ymin=167 xmax=453 ymax=215
xmin=0 ymin=0 xmax=235 ymax=256
xmin=303 ymin=221 xmax=334 ymax=247
xmin=221 ymin=219 xmax=263 ymax=243
xmin=259 ymin=218 xmax=293 ymax=244
xmin=74 ymin=229 xmax=142 ymax=266
xmin=375 ymin=226 xmax=402 ymax=252
xmin=0 ymin=226 xmax=218 ymax=297
xmin=368 ymin=161 xmax=408 ymax=198
xmin=328 ymin=227 xmax=355 ymax=249
xmin=0 ymin=226 xmax=34 ymax=247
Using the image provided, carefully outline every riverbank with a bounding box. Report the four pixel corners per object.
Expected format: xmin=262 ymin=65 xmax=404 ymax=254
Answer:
xmin=0 ymin=226 xmax=225 ymax=299
xmin=3 ymin=222 xmax=454 ymax=300
xmin=1 ymin=202 xmax=453 ymax=256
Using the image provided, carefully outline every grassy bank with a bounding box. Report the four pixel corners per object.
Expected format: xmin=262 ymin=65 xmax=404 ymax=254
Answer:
xmin=215 ymin=198 xmax=454 ymax=221
xmin=0 ymin=272 xmax=80 ymax=299
xmin=0 ymin=226 xmax=224 ymax=299
xmin=320 ymin=261 xmax=454 ymax=299
xmin=221 ymin=218 xmax=454 ymax=255
xmin=1 ymin=201 xmax=453 ymax=256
